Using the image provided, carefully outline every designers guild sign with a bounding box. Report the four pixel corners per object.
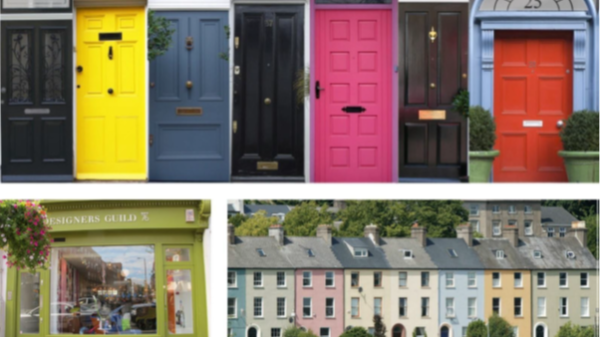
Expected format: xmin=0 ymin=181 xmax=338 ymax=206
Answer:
xmin=48 ymin=212 xmax=150 ymax=226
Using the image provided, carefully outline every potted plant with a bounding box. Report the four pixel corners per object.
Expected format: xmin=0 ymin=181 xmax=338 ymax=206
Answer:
xmin=558 ymin=110 xmax=599 ymax=182
xmin=469 ymin=106 xmax=499 ymax=182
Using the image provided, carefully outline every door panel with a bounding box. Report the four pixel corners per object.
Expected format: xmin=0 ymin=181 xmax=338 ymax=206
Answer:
xmin=1 ymin=21 xmax=73 ymax=181
xmin=398 ymin=3 xmax=467 ymax=181
xmin=150 ymin=12 xmax=230 ymax=181
xmin=233 ymin=5 xmax=305 ymax=180
xmin=315 ymin=9 xmax=392 ymax=182
xmin=494 ymin=31 xmax=572 ymax=182
xmin=76 ymin=8 xmax=146 ymax=180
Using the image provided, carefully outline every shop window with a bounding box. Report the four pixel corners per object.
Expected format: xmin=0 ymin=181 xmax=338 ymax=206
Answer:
xmin=50 ymin=246 xmax=157 ymax=334
xmin=166 ymin=247 xmax=191 ymax=262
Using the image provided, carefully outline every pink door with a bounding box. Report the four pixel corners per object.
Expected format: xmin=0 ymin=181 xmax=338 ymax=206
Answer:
xmin=314 ymin=9 xmax=392 ymax=182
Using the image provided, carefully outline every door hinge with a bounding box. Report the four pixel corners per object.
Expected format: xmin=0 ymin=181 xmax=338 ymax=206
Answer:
xmin=233 ymin=121 xmax=237 ymax=134
xmin=149 ymin=134 xmax=153 ymax=147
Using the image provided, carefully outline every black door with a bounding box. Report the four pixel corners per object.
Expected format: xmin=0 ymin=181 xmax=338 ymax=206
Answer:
xmin=1 ymin=21 xmax=73 ymax=182
xmin=536 ymin=325 xmax=545 ymax=337
xmin=398 ymin=4 xmax=468 ymax=182
xmin=232 ymin=5 xmax=304 ymax=181
xmin=248 ymin=327 xmax=257 ymax=337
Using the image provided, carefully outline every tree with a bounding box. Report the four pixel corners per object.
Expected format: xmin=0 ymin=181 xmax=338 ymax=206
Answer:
xmin=340 ymin=327 xmax=373 ymax=337
xmin=282 ymin=201 xmax=335 ymax=236
xmin=282 ymin=327 xmax=318 ymax=337
xmin=488 ymin=313 xmax=514 ymax=337
xmin=584 ymin=214 xmax=598 ymax=259
xmin=228 ymin=213 xmax=248 ymax=228
xmin=542 ymin=200 xmax=597 ymax=219
xmin=234 ymin=210 xmax=279 ymax=236
xmin=556 ymin=322 xmax=595 ymax=337
xmin=373 ymin=315 xmax=387 ymax=337
xmin=147 ymin=10 xmax=175 ymax=61
xmin=467 ymin=320 xmax=488 ymax=337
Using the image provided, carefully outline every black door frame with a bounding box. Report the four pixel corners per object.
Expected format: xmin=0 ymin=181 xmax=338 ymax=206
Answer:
xmin=1 ymin=20 xmax=74 ymax=182
xmin=231 ymin=3 xmax=306 ymax=182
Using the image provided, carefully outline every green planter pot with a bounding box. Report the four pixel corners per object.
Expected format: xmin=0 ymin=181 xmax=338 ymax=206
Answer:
xmin=469 ymin=150 xmax=500 ymax=183
xmin=558 ymin=151 xmax=599 ymax=183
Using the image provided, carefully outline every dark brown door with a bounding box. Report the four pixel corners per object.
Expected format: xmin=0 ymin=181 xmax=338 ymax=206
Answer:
xmin=232 ymin=5 xmax=305 ymax=181
xmin=1 ymin=21 xmax=73 ymax=182
xmin=398 ymin=3 xmax=467 ymax=181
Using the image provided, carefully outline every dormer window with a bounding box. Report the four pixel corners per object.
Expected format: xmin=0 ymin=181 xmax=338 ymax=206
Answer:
xmin=403 ymin=250 xmax=413 ymax=259
xmin=533 ymin=250 xmax=542 ymax=259
xmin=559 ymin=228 xmax=567 ymax=238
xmin=257 ymin=248 xmax=266 ymax=257
xmin=448 ymin=249 xmax=458 ymax=258
xmin=307 ymin=249 xmax=315 ymax=257
xmin=354 ymin=248 xmax=368 ymax=257
xmin=496 ymin=250 xmax=505 ymax=259
xmin=565 ymin=251 xmax=576 ymax=259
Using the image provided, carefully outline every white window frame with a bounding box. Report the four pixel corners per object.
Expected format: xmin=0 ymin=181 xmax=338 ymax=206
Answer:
xmin=492 ymin=221 xmax=501 ymax=236
xmin=514 ymin=297 xmax=523 ymax=317
xmin=547 ymin=227 xmax=555 ymax=237
xmin=303 ymin=297 xmax=312 ymax=318
xmin=496 ymin=250 xmax=505 ymax=259
xmin=277 ymin=271 xmax=286 ymax=288
xmin=320 ymin=328 xmax=331 ymax=337
xmin=277 ymin=297 xmax=286 ymax=318
xmin=403 ymin=250 xmax=414 ymax=259
xmin=524 ymin=205 xmax=532 ymax=214
xmin=254 ymin=271 xmax=263 ymax=287
xmin=351 ymin=272 xmax=360 ymax=287
xmin=468 ymin=297 xmax=476 ymax=318
xmin=560 ymin=297 xmax=569 ymax=317
xmin=421 ymin=272 xmax=430 ymax=287
xmin=537 ymin=272 xmax=546 ymax=288
xmin=399 ymin=271 xmax=407 ymax=287
xmin=468 ymin=272 xmax=477 ymax=288
xmin=470 ymin=205 xmax=480 ymax=216
xmin=538 ymin=297 xmax=546 ymax=317
xmin=533 ymin=250 xmax=542 ymax=259
xmin=421 ymin=297 xmax=430 ymax=317
xmin=446 ymin=272 xmax=455 ymax=288
xmin=351 ymin=297 xmax=360 ymax=318
xmin=559 ymin=227 xmax=567 ymax=237
xmin=524 ymin=220 xmax=533 ymax=236
xmin=508 ymin=205 xmax=516 ymax=214
xmin=462 ymin=327 xmax=468 ymax=337
xmin=228 ymin=297 xmax=237 ymax=318
xmin=470 ymin=220 xmax=480 ymax=233
xmin=493 ymin=272 xmax=501 ymax=288
xmin=325 ymin=271 xmax=335 ymax=287
xmin=514 ymin=272 xmax=523 ymax=288
xmin=512 ymin=327 xmax=519 ymax=337
xmin=228 ymin=271 xmax=237 ymax=288
xmin=271 ymin=328 xmax=282 ymax=337
xmin=581 ymin=297 xmax=590 ymax=317
xmin=581 ymin=272 xmax=590 ymax=288
xmin=303 ymin=271 xmax=312 ymax=288
xmin=254 ymin=297 xmax=263 ymax=318
xmin=446 ymin=297 xmax=455 ymax=318
xmin=399 ymin=297 xmax=407 ymax=317
xmin=354 ymin=248 xmax=368 ymax=257
xmin=374 ymin=297 xmax=382 ymax=316
xmin=492 ymin=298 xmax=501 ymax=315
xmin=325 ymin=298 xmax=335 ymax=318
xmin=559 ymin=272 xmax=568 ymax=288
xmin=492 ymin=205 xmax=500 ymax=214
xmin=374 ymin=271 xmax=383 ymax=288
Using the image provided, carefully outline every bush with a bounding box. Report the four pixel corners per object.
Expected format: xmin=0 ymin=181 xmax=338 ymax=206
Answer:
xmin=488 ymin=313 xmax=514 ymax=337
xmin=560 ymin=110 xmax=599 ymax=152
xmin=467 ymin=319 xmax=488 ymax=337
xmin=452 ymin=90 xmax=470 ymax=118
xmin=283 ymin=327 xmax=318 ymax=337
xmin=340 ymin=327 xmax=373 ymax=337
xmin=373 ymin=315 xmax=387 ymax=337
xmin=556 ymin=322 xmax=595 ymax=337
xmin=148 ymin=10 xmax=176 ymax=61
xmin=469 ymin=106 xmax=497 ymax=151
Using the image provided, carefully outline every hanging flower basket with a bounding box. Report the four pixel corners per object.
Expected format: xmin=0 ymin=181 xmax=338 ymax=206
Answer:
xmin=0 ymin=200 xmax=52 ymax=271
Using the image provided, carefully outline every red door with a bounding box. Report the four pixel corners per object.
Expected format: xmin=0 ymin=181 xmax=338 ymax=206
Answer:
xmin=315 ymin=9 xmax=392 ymax=182
xmin=494 ymin=31 xmax=573 ymax=182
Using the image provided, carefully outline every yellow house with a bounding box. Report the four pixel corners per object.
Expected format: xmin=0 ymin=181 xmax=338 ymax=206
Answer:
xmin=474 ymin=227 xmax=533 ymax=337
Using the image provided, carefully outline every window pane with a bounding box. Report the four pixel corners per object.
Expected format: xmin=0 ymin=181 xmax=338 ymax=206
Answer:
xmin=20 ymin=272 xmax=41 ymax=334
xmin=9 ymin=29 xmax=33 ymax=104
xmin=166 ymin=269 xmax=194 ymax=334
xmin=165 ymin=248 xmax=191 ymax=262
xmin=50 ymin=246 xmax=156 ymax=334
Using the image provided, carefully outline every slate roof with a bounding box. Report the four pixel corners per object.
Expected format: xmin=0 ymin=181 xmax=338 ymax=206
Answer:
xmin=425 ymin=238 xmax=484 ymax=269
xmin=331 ymin=237 xmax=391 ymax=269
xmin=379 ymin=238 xmax=436 ymax=269
xmin=472 ymin=239 xmax=535 ymax=269
xmin=518 ymin=237 xmax=597 ymax=270
xmin=280 ymin=237 xmax=343 ymax=269
xmin=244 ymin=204 xmax=292 ymax=217
xmin=541 ymin=207 xmax=578 ymax=227
xmin=228 ymin=236 xmax=294 ymax=269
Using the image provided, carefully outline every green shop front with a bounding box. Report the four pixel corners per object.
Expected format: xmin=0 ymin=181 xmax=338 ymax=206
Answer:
xmin=4 ymin=200 xmax=210 ymax=337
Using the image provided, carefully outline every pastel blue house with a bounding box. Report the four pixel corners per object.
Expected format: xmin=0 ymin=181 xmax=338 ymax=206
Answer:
xmin=228 ymin=268 xmax=246 ymax=337
xmin=425 ymin=231 xmax=485 ymax=337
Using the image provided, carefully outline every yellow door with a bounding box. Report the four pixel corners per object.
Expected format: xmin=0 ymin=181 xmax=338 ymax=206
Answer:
xmin=76 ymin=8 xmax=146 ymax=180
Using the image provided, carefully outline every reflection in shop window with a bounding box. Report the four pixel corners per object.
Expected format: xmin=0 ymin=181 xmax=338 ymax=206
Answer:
xmin=49 ymin=246 xmax=156 ymax=334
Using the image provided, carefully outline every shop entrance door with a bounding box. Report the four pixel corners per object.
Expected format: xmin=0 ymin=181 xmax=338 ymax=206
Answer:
xmin=150 ymin=11 xmax=230 ymax=182
xmin=76 ymin=8 xmax=146 ymax=180
xmin=232 ymin=5 xmax=305 ymax=181
xmin=1 ymin=21 xmax=73 ymax=182
xmin=164 ymin=247 xmax=196 ymax=335
xmin=16 ymin=270 xmax=49 ymax=336
xmin=494 ymin=31 xmax=572 ymax=182
xmin=314 ymin=9 xmax=392 ymax=182
xmin=398 ymin=3 xmax=468 ymax=181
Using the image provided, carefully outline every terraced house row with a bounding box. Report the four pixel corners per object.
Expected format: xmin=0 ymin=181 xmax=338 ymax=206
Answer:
xmin=227 ymin=221 xmax=597 ymax=337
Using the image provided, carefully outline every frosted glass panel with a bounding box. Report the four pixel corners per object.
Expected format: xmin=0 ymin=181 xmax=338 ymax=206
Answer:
xmin=167 ymin=269 xmax=194 ymax=334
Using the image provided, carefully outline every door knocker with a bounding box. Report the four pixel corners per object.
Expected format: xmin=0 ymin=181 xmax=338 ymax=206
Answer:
xmin=429 ymin=26 xmax=437 ymax=43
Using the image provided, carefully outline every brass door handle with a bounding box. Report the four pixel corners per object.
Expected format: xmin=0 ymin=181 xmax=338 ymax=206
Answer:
xmin=186 ymin=81 xmax=193 ymax=89
xmin=264 ymin=98 xmax=271 ymax=105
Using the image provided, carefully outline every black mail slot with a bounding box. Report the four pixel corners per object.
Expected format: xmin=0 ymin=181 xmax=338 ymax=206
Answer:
xmin=342 ymin=106 xmax=366 ymax=113
xmin=99 ymin=32 xmax=123 ymax=41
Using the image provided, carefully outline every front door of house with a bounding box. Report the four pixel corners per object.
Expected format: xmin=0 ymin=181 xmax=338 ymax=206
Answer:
xmin=1 ymin=21 xmax=73 ymax=182
xmin=314 ymin=9 xmax=392 ymax=182
xmin=441 ymin=327 xmax=449 ymax=337
xmin=398 ymin=3 xmax=468 ymax=181
xmin=76 ymin=8 xmax=146 ymax=180
xmin=232 ymin=5 xmax=305 ymax=181
xmin=494 ymin=31 xmax=572 ymax=182
xmin=149 ymin=11 xmax=230 ymax=182
xmin=16 ymin=271 xmax=49 ymax=336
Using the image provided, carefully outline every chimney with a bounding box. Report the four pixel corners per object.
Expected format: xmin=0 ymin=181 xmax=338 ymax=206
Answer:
xmin=411 ymin=223 xmax=427 ymax=247
xmin=364 ymin=224 xmax=380 ymax=246
xmin=269 ymin=224 xmax=285 ymax=246
xmin=457 ymin=223 xmax=473 ymax=247
xmin=228 ymin=223 xmax=236 ymax=245
xmin=502 ymin=225 xmax=519 ymax=247
xmin=317 ymin=224 xmax=332 ymax=246
xmin=569 ymin=221 xmax=588 ymax=247
xmin=333 ymin=200 xmax=347 ymax=210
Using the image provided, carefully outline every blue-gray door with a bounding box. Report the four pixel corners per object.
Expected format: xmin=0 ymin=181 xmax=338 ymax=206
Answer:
xmin=150 ymin=11 xmax=230 ymax=181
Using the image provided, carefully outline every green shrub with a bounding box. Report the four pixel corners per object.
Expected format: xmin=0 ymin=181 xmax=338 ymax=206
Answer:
xmin=340 ymin=327 xmax=373 ymax=337
xmin=556 ymin=322 xmax=595 ymax=337
xmin=469 ymin=106 xmax=497 ymax=151
xmin=488 ymin=313 xmax=514 ymax=337
xmin=283 ymin=327 xmax=318 ymax=337
xmin=148 ymin=10 xmax=176 ymax=61
xmin=560 ymin=110 xmax=599 ymax=152
xmin=467 ymin=319 xmax=488 ymax=337
xmin=452 ymin=90 xmax=470 ymax=118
